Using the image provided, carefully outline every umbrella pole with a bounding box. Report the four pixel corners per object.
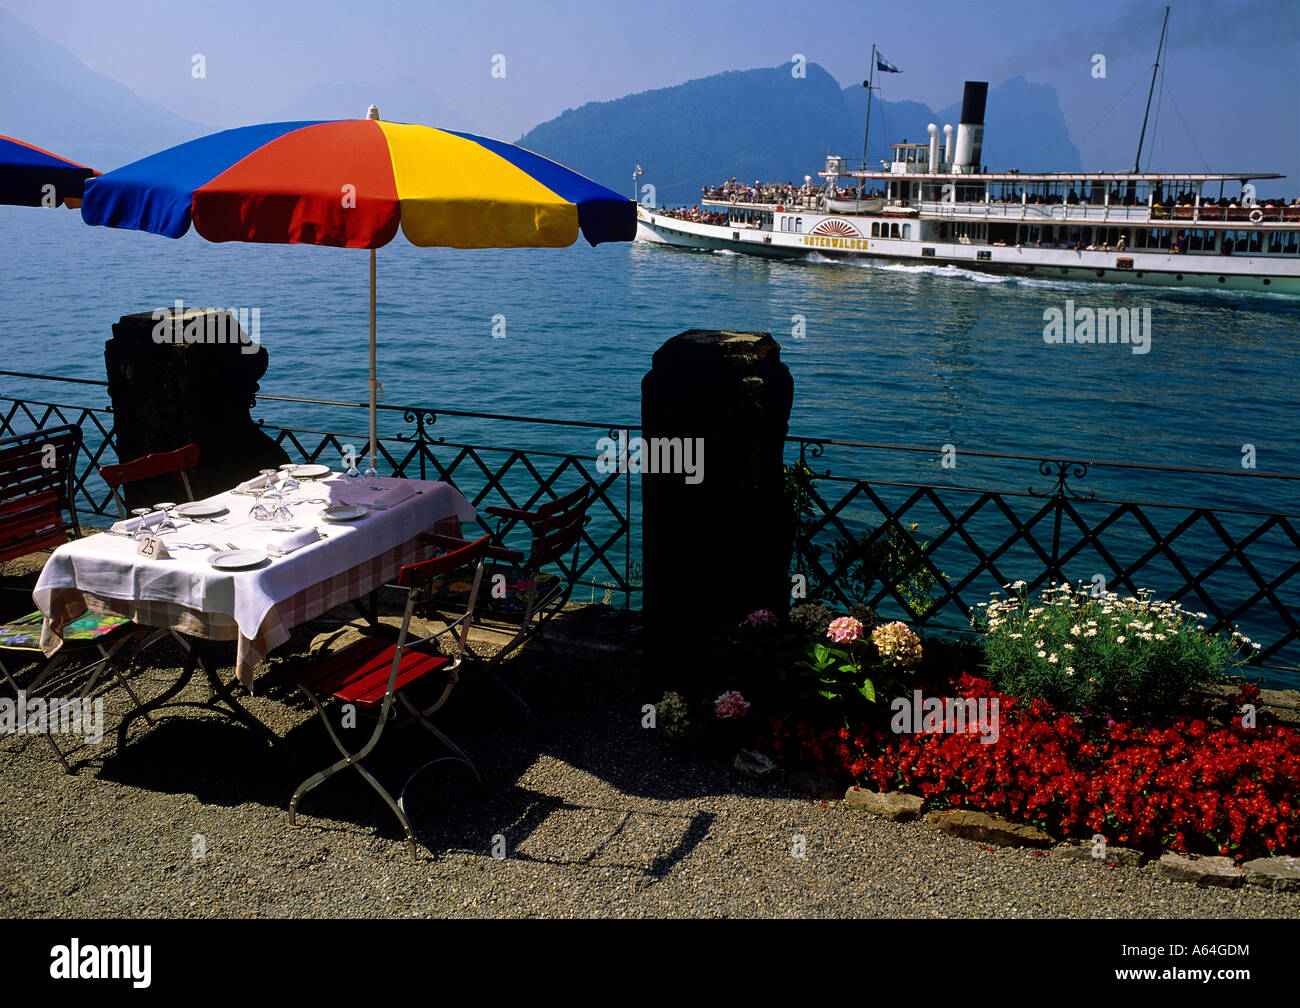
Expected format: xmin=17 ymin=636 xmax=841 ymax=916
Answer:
xmin=369 ymin=247 xmax=377 ymax=466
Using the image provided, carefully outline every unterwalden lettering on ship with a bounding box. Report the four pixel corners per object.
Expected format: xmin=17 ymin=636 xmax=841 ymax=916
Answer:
xmin=596 ymin=429 xmax=704 ymax=485
xmin=151 ymin=299 xmax=261 ymax=354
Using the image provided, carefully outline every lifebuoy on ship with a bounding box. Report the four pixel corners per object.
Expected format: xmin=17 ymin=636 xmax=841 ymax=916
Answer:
xmin=1249 ymin=209 xmax=1263 ymax=223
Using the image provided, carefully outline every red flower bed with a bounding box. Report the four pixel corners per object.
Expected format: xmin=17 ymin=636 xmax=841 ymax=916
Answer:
xmin=761 ymin=674 xmax=1299 ymax=861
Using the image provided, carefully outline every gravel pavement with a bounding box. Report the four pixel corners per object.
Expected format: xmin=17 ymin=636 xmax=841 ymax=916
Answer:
xmin=2 ymin=602 xmax=1298 ymax=919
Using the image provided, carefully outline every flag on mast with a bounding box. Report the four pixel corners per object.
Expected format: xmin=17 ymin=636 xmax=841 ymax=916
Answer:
xmin=876 ymin=54 xmax=902 ymax=73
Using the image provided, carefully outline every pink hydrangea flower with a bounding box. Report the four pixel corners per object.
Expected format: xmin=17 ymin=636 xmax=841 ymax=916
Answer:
xmin=714 ymin=690 xmax=751 ymax=719
xmin=827 ymin=616 xmax=864 ymax=644
xmin=746 ymin=608 xmax=776 ymax=626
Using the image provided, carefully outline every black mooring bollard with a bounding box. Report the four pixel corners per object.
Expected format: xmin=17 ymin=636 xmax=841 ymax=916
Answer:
xmin=641 ymin=329 xmax=794 ymax=682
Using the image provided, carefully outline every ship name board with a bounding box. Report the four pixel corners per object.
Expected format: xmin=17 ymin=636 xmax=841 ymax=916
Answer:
xmin=802 ymin=236 xmax=870 ymax=250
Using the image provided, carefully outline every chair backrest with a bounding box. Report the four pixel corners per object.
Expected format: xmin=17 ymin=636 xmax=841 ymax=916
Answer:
xmin=526 ymin=485 xmax=591 ymax=570
xmin=397 ymin=533 xmax=493 ymax=657
xmin=0 ymin=424 xmax=82 ymax=556
xmin=99 ymin=443 xmax=200 ymax=518
xmin=0 ymin=490 xmax=66 ymax=564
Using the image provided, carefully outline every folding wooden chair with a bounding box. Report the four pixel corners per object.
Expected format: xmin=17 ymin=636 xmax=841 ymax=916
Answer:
xmin=288 ymin=534 xmax=492 ymax=856
xmin=421 ymin=484 xmax=593 ymax=719
xmin=99 ymin=443 xmax=200 ymax=517
xmin=0 ymin=610 xmax=153 ymax=772
xmin=0 ymin=430 xmax=152 ymax=771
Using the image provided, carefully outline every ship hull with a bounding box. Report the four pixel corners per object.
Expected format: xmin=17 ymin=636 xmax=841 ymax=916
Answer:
xmin=636 ymin=208 xmax=1300 ymax=295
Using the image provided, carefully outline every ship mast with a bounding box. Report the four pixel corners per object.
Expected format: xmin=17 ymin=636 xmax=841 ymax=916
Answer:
xmin=1133 ymin=6 xmax=1171 ymax=173
xmin=860 ymin=44 xmax=876 ymax=175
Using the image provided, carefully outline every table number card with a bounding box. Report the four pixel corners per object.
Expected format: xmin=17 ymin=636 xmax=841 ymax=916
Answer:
xmin=136 ymin=534 xmax=171 ymax=560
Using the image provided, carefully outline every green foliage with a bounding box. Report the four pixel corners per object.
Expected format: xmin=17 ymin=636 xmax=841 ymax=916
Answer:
xmin=784 ymin=615 xmax=922 ymax=718
xmin=974 ymin=581 xmax=1260 ymax=718
xmin=829 ymin=523 xmax=940 ymax=617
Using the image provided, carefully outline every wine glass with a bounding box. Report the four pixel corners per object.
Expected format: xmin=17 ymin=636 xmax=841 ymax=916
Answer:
xmin=363 ymin=454 xmax=384 ymax=490
xmin=278 ymin=463 xmax=301 ymax=496
xmin=344 ymin=454 xmax=360 ymax=480
xmin=258 ymin=468 xmax=282 ymax=500
xmin=153 ymin=502 xmax=177 ymax=534
xmin=129 ymin=507 xmax=153 ymax=541
xmin=250 ymin=488 xmax=275 ymax=522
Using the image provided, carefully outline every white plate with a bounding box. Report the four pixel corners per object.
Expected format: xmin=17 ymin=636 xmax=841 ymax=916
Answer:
xmin=293 ymin=464 xmax=333 ymax=479
xmin=321 ymin=503 xmax=368 ymax=522
xmin=175 ymin=502 xmax=228 ymax=519
xmin=208 ymin=549 xmax=270 ymax=570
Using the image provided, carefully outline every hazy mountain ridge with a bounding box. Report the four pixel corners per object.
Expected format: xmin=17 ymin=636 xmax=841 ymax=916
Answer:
xmin=0 ymin=7 xmax=211 ymax=170
xmin=2 ymin=6 xmax=1081 ymax=195
xmin=519 ymin=64 xmax=1083 ymax=206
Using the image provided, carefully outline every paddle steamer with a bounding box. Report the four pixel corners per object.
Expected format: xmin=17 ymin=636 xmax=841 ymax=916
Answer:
xmin=636 ymin=79 xmax=1300 ymax=295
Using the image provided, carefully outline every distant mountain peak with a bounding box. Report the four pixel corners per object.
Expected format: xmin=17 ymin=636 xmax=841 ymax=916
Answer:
xmin=518 ymin=62 xmax=1080 ymax=206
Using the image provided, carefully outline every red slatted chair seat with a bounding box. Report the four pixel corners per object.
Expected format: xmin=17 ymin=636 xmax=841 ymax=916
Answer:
xmin=293 ymin=635 xmax=451 ymax=708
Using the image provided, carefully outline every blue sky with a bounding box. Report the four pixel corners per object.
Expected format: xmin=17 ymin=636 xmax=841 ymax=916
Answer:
xmin=6 ymin=0 xmax=1298 ymax=185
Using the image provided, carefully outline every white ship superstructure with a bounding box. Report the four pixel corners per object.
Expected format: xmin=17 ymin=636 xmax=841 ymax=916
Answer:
xmin=636 ymin=80 xmax=1300 ymax=295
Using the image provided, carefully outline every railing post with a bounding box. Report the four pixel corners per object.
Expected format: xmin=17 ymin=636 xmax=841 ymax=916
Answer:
xmin=104 ymin=309 xmax=289 ymax=506
xmin=641 ymin=330 xmax=793 ymax=684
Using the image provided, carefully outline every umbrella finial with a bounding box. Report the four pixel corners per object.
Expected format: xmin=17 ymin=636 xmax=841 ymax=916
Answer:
xmin=367 ymin=104 xmax=380 ymax=120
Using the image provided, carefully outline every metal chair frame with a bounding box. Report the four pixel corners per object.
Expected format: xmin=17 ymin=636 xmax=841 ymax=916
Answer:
xmin=288 ymin=534 xmax=491 ymax=856
xmin=421 ymin=483 xmax=593 ymax=719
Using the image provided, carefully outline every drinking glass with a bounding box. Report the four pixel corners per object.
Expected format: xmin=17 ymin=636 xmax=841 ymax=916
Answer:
xmin=129 ymin=507 xmax=153 ymax=541
xmin=363 ymin=454 xmax=384 ymax=490
xmin=153 ymin=502 xmax=177 ymax=534
xmin=278 ymin=463 xmax=301 ymax=495
xmin=250 ymin=489 xmax=275 ymax=522
xmin=259 ymin=468 xmax=282 ymax=500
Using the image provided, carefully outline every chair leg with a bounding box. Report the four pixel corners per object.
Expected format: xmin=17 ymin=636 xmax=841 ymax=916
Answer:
xmin=289 ymin=687 xmax=418 ymax=857
xmin=397 ymin=691 xmax=483 ymax=786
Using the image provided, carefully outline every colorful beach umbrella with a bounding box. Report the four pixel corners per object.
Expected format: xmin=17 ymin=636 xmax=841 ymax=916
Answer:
xmin=0 ymin=135 xmax=98 ymax=208
xmin=81 ymin=110 xmax=636 ymax=460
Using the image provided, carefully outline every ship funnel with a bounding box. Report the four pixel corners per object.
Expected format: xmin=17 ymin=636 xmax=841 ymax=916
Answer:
xmin=943 ymin=124 xmax=955 ymax=168
xmin=953 ymin=81 xmax=988 ymax=173
xmin=927 ymin=123 xmax=939 ymax=173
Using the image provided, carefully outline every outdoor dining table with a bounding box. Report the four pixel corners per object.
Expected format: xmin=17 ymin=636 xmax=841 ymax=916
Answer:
xmin=32 ymin=471 xmax=477 ymax=752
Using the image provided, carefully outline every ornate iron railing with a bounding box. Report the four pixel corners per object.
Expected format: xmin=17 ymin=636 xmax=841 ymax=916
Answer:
xmin=786 ymin=436 xmax=1300 ymax=681
xmin=0 ymin=372 xmax=641 ymax=609
xmin=4 ymin=369 xmax=1297 ymax=680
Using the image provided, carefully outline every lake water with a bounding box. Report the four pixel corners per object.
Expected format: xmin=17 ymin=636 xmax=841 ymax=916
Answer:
xmin=2 ymin=207 xmax=1297 ymax=683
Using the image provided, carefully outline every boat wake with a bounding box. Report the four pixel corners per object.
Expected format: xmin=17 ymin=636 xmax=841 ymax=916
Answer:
xmin=802 ymin=253 xmax=1012 ymax=285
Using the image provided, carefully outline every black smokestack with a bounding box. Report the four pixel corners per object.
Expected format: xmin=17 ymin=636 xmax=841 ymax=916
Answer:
xmin=960 ymin=81 xmax=988 ymax=126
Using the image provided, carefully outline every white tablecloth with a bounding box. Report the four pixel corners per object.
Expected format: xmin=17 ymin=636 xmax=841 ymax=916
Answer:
xmin=34 ymin=474 xmax=476 ymax=687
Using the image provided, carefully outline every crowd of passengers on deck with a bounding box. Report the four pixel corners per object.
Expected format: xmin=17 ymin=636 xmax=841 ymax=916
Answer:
xmin=982 ymin=186 xmax=1300 ymax=211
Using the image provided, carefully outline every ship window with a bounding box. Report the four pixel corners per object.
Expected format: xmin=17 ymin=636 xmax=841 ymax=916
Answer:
xmin=1268 ymin=231 xmax=1283 ymax=254
xmin=902 ymin=224 xmax=911 ymax=239
xmin=795 ymin=219 xmax=803 ymax=233
xmin=1284 ymin=232 xmax=1299 ymax=254
xmin=871 ymin=222 xmax=880 ymax=237
xmin=1248 ymin=230 xmax=1262 ymax=253
xmin=890 ymin=223 xmax=900 ymax=238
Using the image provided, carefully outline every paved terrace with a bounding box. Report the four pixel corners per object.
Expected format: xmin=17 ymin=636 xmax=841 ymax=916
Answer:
xmin=2 ymin=550 xmax=1298 ymax=919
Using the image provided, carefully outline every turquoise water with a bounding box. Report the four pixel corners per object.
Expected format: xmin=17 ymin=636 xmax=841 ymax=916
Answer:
xmin=2 ymin=206 xmax=1298 ymax=680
